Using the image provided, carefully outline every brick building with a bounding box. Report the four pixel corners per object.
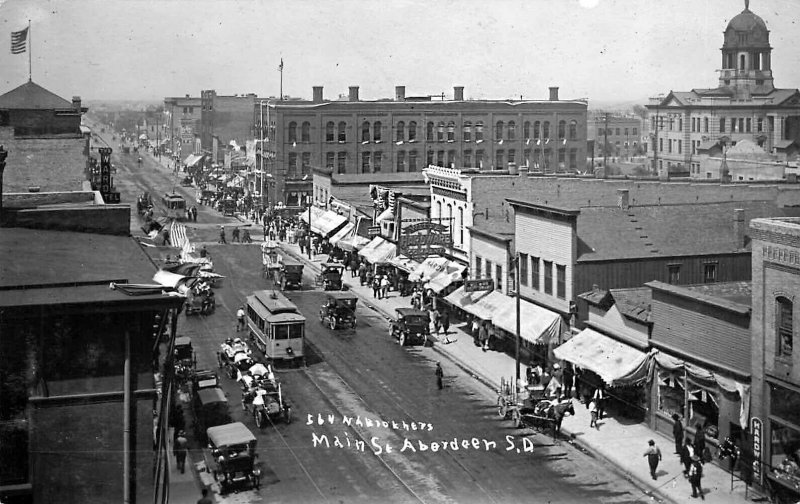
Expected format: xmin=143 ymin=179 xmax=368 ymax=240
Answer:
xmin=163 ymin=94 xmax=202 ymax=163
xmin=587 ymin=112 xmax=643 ymax=159
xmin=646 ymin=3 xmax=800 ymax=179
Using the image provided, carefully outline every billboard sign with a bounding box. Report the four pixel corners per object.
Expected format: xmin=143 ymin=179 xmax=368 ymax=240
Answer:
xmin=397 ymin=220 xmax=453 ymax=261
xmin=464 ymin=279 xmax=495 ymax=292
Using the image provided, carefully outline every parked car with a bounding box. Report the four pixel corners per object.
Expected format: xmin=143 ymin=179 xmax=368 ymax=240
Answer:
xmin=204 ymin=422 xmax=260 ymax=494
xmin=389 ymin=308 xmax=431 ymax=346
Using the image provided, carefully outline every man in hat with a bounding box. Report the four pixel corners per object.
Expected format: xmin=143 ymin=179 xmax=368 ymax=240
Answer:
xmin=174 ymin=430 xmax=189 ymax=474
xmin=689 ymin=452 xmax=704 ymax=499
xmin=218 ymin=225 xmax=227 ymax=244
xmin=643 ymin=439 xmax=662 ymax=480
xmin=435 ymin=362 xmax=444 ymax=390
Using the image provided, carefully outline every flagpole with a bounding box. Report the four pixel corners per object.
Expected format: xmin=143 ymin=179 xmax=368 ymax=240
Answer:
xmin=28 ymin=20 xmax=32 ymax=82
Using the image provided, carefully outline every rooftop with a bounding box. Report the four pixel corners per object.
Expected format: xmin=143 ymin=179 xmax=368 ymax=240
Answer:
xmin=0 ymin=81 xmax=76 ymax=110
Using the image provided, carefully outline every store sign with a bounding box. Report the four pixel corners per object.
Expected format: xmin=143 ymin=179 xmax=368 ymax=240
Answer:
xmin=368 ymin=226 xmax=381 ymax=237
xmin=98 ymin=147 xmax=121 ymax=204
xmin=751 ymin=417 xmax=762 ymax=486
xmin=464 ymin=279 xmax=494 ymax=292
xmin=397 ymin=220 xmax=453 ymax=261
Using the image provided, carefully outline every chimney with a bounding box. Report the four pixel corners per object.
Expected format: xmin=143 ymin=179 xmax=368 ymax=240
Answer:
xmin=185 ymin=94 xmax=190 ymax=98
xmin=549 ymin=87 xmax=559 ymax=101
xmin=518 ymin=164 xmax=529 ymax=177
xmin=734 ymin=208 xmax=745 ymax=248
xmin=312 ymin=86 xmax=324 ymax=103
xmin=395 ymin=86 xmax=406 ymax=102
xmin=349 ymin=86 xmax=359 ymax=102
xmin=454 ymin=86 xmax=465 ymax=101
xmin=72 ymin=96 xmax=82 ymax=112
xmin=617 ymin=189 xmax=629 ymax=210
xmin=507 ymin=162 xmax=518 ymax=175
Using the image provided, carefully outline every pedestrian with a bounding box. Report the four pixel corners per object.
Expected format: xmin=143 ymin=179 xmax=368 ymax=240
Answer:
xmin=435 ymin=362 xmax=444 ymax=390
xmin=218 ymin=226 xmax=227 ymax=244
xmin=431 ymin=307 xmax=441 ymax=334
xmin=681 ymin=437 xmax=695 ymax=476
xmin=372 ymin=275 xmax=381 ymax=298
xmin=197 ymin=488 xmax=214 ymax=504
xmin=693 ymin=423 xmax=707 ymax=464
xmin=350 ymin=255 xmax=359 ymax=278
xmin=232 ymin=226 xmax=241 ymax=243
xmin=589 ymin=399 xmax=599 ymax=429
xmin=174 ymin=430 xmax=188 ymax=474
xmin=672 ymin=413 xmax=684 ymax=455
xmin=380 ymin=275 xmax=390 ymax=299
xmin=471 ymin=317 xmax=480 ymax=346
xmin=236 ymin=305 xmax=246 ymax=332
xmin=643 ymin=439 xmax=662 ymax=480
xmin=562 ymin=363 xmax=574 ymax=398
xmin=359 ymin=263 xmax=367 ymax=286
xmin=593 ymin=386 xmax=606 ymax=420
xmin=479 ymin=322 xmax=488 ymax=351
xmin=298 ymin=236 xmax=306 ymax=255
xmin=441 ymin=309 xmax=450 ymax=335
xmin=689 ymin=453 xmax=704 ymax=499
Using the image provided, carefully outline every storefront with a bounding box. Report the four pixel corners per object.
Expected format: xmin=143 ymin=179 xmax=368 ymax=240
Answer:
xmin=763 ymin=382 xmax=800 ymax=503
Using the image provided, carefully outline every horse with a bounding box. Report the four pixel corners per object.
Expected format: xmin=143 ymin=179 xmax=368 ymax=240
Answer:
xmin=533 ymin=399 xmax=575 ymax=435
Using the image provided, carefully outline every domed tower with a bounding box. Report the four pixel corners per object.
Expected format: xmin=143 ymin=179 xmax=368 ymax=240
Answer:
xmin=718 ymin=0 xmax=773 ymax=97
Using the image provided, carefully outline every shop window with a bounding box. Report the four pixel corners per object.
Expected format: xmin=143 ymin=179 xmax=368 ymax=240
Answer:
xmin=777 ymin=297 xmax=794 ymax=358
xmin=556 ymin=264 xmax=566 ymax=299
xmin=770 ymin=383 xmax=800 ymax=427
xmin=769 ymin=421 xmax=800 ymax=484
xmin=301 ymin=122 xmax=311 ymax=142
xmin=531 ymin=256 xmax=540 ymax=290
xmin=657 ymin=372 xmax=685 ymax=418
xmin=543 ymin=260 xmax=553 ymax=295
xmin=519 ymin=253 xmax=528 ymax=286
xmin=496 ymin=264 xmax=503 ymax=290
xmin=688 ymin=385 xmax=719 ymax=440
xmin=408 ymin=121 xmax=417 ymax=141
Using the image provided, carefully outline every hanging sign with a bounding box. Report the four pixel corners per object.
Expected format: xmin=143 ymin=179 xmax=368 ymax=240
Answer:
xmin=397 ymin=219 xmax=453 ymax=261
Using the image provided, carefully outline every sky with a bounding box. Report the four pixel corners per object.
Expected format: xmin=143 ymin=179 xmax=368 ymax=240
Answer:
xmin=0 ymin=0 xmax=799 ymax=105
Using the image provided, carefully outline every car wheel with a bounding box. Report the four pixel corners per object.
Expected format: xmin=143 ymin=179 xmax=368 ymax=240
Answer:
xmin=399 ymin=333 xmax=406 ymax=347
xmin=329 ymin=318 xmax=336 ymax=330
xmin=497 ymin=397 xmax=507 ymax=418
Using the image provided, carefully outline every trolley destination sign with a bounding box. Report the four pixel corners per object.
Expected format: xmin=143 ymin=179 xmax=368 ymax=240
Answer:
xmin=398 ymin=220 xmax=453 ymax=261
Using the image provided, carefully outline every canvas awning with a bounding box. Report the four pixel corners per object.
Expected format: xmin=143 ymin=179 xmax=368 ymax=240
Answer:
xmin=424 ymin=260 xmax=466 ymax=293
xmin=553 ymin=328 xmax=650 ymax=387
xmin=376 ymin=207 xmax=395 ymax=223
xmin=358 ymin=236 xmax=397 ymax=264
xmin=329 ymin=222 xmax=355 ymax=247
xmin=336 ymin=228 xmax=371 ymax=252
xmin=445 ymin=287 xmax=562 ymax=345
xmin=183 ymin=154 xmax=204 ymax=167
xmin=389 ymin=255 xmax=419 ymax=274
xmin=408 ymin=256 xmax=450 ymax=282
xmin=300 ymin=206 xmax=348 ymax=238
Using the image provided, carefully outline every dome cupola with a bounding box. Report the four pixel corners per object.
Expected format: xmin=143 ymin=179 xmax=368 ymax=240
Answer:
xmin=718 ymin=0 xmax=773 ymax=94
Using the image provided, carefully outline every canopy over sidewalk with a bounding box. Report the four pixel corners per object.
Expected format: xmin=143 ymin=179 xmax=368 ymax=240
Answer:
xmin=358 ymin=236 xmax=397 ymax=264
xmin=553 ymin=328 xmax=650 ymax=386
xmin=300 ymin=207 xmax=348 ymax=237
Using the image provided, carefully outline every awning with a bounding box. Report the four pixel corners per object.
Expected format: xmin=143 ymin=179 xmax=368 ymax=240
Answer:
xmin=329 ymin=222 xmax=355 ymax=247
xmin=389 ymin=255 xmax=419 ymax=274
xmin=424 ymin=260 xmax=466 ymax=294
xmin=300 ymin=206 xmax=348 ymax=238
xmin=445 ymin=288 xmax=562 ymax=345
xmin=336 ymin=229 xmax=371 ymax=252
xmin=183 ymin=154 xmax=204 ymax=167
xmin=408 ymin=257 xmax=450 ymax=282
xmin=553 ymin=328 xmax=650 ymax=387
xmin=358 ymin=236 xmax=397 ymax=264
xmin=376 ymin=207 xmax=395 ymax=223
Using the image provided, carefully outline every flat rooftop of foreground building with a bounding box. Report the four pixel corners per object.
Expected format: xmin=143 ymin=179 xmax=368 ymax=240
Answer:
xmin=646 ymin=281 xmax=752 ymax=315
xmin=750 ymin=216 xmax=800 ymax=236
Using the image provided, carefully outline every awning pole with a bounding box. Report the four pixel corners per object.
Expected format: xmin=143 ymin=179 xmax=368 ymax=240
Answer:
xmin=515 ymin=253 xmax=521 ymax=381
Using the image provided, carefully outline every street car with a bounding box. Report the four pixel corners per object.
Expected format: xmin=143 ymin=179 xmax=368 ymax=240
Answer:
xmin=389 ymin=307 xmax=431 ymax=346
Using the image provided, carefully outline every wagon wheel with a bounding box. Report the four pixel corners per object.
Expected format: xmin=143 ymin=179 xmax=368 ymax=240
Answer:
xmin=512 ymin=409 xmax=522 ymax=428
xmin=399 ymin=333 xmax=406 ymax=347
xmin=497 ymin=397 xmax=507 ymax=418
xmin=329 ymin=318 xmax=337 ymax=330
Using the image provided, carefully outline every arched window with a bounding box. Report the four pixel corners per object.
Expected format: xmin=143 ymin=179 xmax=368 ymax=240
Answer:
xmin=495 ymin=121 xmax=504 ymax=141
xmin=326 ymin=122 xmax=335 ymax=142
xmin=408 ymin=121 xmax=417 ymax=141
xmin=436 ymin=200 xmax=442 ymax=220
xmin=395 ymin=121 xmax=405 ymax=142
xmin=301 ymin=122 xmax=311 ymax=142
xmin=447 ymin=121 xmax=455 ymax=142
xmin=475 ymin=121 xmax=484 ymax=142
xmin=437 ymin=121 xmax=445 ymax=142
xmin=508 ymin=121 xmax=516 ymax=141
xmin=558 ymin=120 xmax=566 ymax=139
xmin=523 ymin=121 xmax=531 ymax=140
xmin=543 ymin=121 xmax=551 ymax=139
xmin=777 ymin=296 xmax=794 ymax=357
xmin=288 ymin=121 xmax=297 ymax=143
xmin=458 ymin=207 xmax=464 ymax=246
xmin=533 ymin=121 xmax=541 ymax=140
xmin=569 ymin=120 xmax=578 ymax=140
xmin=373 ymin=121 xmax=382 ymax=142
xmin=397 ymin=151 xmax=405 ymax=171
xmin=739 ymin=54 xmax=746 ymax=70
xmin=447 ymin=149 xmax=455 ymax=167
xmin=447 ymin=203 xmax=453 ymax=237
xmin=361 ymin=121 xmax=370 ymax=142
xmin=426 ymin=122 xmax=434 ymax=142
xmin=337 ymin=122 xmax=346 ymax=142
xmin=463 ymin=121 xmax=472 ymax=142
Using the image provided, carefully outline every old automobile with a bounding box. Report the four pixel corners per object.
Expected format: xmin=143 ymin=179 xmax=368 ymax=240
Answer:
xmin=389 ymin=307 xmax=431 ymax=346
xmin=193 ymin=387 xmax=231 ymax=443
xmin=205 ymin=422 xmax=260 ymax=494
xmin=316 ymin=262 xmax=345 ymax=291
xmin=319 ymin=291 xmax=358 ymax=330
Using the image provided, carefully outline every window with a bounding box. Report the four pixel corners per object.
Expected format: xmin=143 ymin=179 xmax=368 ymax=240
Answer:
xmin=475 ymin=256 xmax=482 ymax=278
xmin=757 ymin=118 xmax=763 ymax=132
xmin=508 ymin=121 xmax=516 ymax=141
xmin=558 ymin=120 xmax=566 ymax=140
xmin=495 ymin=121 xmax=504 ymax=141
xmin=447 ymin=121 xmax=455 ymax=142
xmin=447 ymin=150 xmax=455 ymax=167
xmin=556 ymin=264 xmax=566 ymax=299
xmin=458 ymin=207 xmax=464 ymax=245
xmin=569 ymin=120 xmax=578 ymax=140
xmin=569 ymin=149 xmax=577 ymax=169
xmin=476 ymin=150 xmax=484 ymax=169
xmin=396 ymin=121 xmax=405 ymax=142
xmin=426 ymin=122 xmax=434 ymax=142
xmin=463 ymin=150 xmax=472 ymax=168
xmin=777 ymin=296 xmax=793 ymax=357
xmin=337 ymin=122 xmax=346 ymax=142
xmin=496 ymin=264 xmax=503 ymax=291
xmin=463 ymin=121 xmax=472 ymax=142
xmin=427 ymin=150 xmax=434 ymax=166
xmin=738 ymin=118 xmax=744 ymax=134
xmin=337 ymin=151 xmax=346 ymax=173
xmin=288 ymin=121 xmax=298 ymax=143
xmin=436 ymin=150 xmax=444 ymax=166
xmin=496 ymin=150 xmax=504 ymax=169
xmin=659 ymin=138 xmax=664 ymax=152
xmin=437 ymin=122 xmax=445 ymax=142
xmin=542 ymin=121 xmax=550 ymax=139
xmin=533 ymin=121 xmax=541 ymax=140
xmin=361 ymin=152 xmax=371 ymax=173
xmin=326 ymin=121 xmax=335 ymax=142
xmin=301 ymin=152 xmax=310 ymax=174
xmin=288 ymin=152 xmax=297 ymax=177
xmin=325 ymin=152 xmax=334 ymax=168
xmin=301 ymin=122 xmax=311 ymax=142
xmin=519 ymin=253 xmax=528 ymax=286
xmin=615 ymin=127 xmax=621 ymax=135
xmin=373 ymin=121 xmax=382 ymax=142
xmin=531 ymin=256 xmax=540 ymax=290
xmin=704 ymin=117 xmax=709 ymax=133
xmin=558 ymin=148 xmax=565 ymax=166
xmin=409 ymin=150 xmax=417 ymax=172
xmin=678 ymin=140 xmax=682 ymax=154
xmin=408 ymin=121 xmax=417 ymax=141
xmin=703 ymin=263 xmax=717 ymax=283
xmin=720 ymin=118 xmax=726 ymax=133
xmin=678 ymin=118 xmax=683 ymax=132
xmin=746 ymin=118 xmax=751 ymax=133
xmin=486 ymin=260 xmax=493 ymax=280
xmin=362 ymin=121 xmax=370 ymax=142
xmin=397 ymin=151 xmax=405 ymax=172
xmin=373 ymin=151 xmax=382 ymax=172
xmin=543 ymin=260 xmax=553 ymax=295
xmin=523 ymin=121 xmax=531 ymax=140
xmin=475 ymin=121 xmax=484 ymax=142
xmin=508 ymin=149 xmax=516 ymax=165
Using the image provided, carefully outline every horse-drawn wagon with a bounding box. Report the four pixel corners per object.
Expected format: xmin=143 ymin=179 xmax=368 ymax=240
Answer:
xmin=497 ymin=376 xmax=574 ymax=438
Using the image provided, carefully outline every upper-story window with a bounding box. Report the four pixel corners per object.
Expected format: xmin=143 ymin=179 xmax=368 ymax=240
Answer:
xmin=325 ymin=152 xmax=334 ymax=168
xmin=447 ymin=121 xmax=455 ymax=142
xmin=397 ymin=151 xmax=405 ymax=172
xmin=301 ymin=122 xmax=311 ymax=142
xmin=373 ymin=121 xmax=382 ymax=142
xmin=720 ymin=118 xmax=726 ymax=133
xmin=288 ymin=122 xmax=298 ymax=143
xmin=463 ymin=121 xmax=472 ymax=142
xmin=523 ymin=121 xmax=531 ymax=140
xmin=437 ymin=122 xmax=445 ymax=142
xmin=542 ymin=121 xmax=550 ymax=139
xmin=408 ymin=121 xmax=417 ymax=141
xmin=495 ymin=121 xmax=504 ymax=141
xmin=475 ymin=121 xmax=484 ymax=142
xmin=396 ymin=121 xmax=405 ymax=142
xmin=507 ymin=121 xmax=516 ymax=141
xmin=326 ymin=122 xmax=335 ymax=142
xmin=301 ymin=152 xmax=311 ymax=174
xmin=757 ymin=118 xmax=763 ymax=133
xmin=361 ymin=121 xmax=370 ymax=142
xmin=337 ymin=151 xmax=346 ymax=173
xmin=569 ymin=120 xmax=578 ymax=141
xmin=408 ymin=150 xmax=417 ymax=172
xmin=704 ymin=118 xmax=709 ymax=133
xmin=777 ymin=296 xmax=794 ymax=357
xmin=337 ymin=122 xmax=347 ymax=142
xmin=426 ymin=122 xmax=434 ymax=142
xmin=558 ymin=120 xmax=566 ymax=140
xmin=533 ymin=121 xmax=541 ymax=140
xmin=288 ymin=152 xmax=297 ymax=176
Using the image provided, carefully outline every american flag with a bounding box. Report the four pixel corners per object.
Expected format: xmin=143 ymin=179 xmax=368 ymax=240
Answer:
xmin=169 ymin=220 xmax=189 ymax=250
xmin=11 ymin=27 xmax=28 ymax=54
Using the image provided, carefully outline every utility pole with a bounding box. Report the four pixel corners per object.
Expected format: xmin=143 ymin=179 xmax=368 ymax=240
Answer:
xmin=515 ymin=254 xmax=521 ymax=381
xmin=603 ymin=112 xmax=609 ymax=177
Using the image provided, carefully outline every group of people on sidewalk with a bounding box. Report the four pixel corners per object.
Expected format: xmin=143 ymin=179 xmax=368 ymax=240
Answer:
xmin=217 ymin=225 xmax=253 ymax=244
xmin=648 ymin=413 xmax=710 ymax=499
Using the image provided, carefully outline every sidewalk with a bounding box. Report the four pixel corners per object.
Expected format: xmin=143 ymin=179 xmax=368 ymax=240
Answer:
xmin=272 ymin=235 xmax=759 ymax=504
xmin=166 ymin=427 xmax=217 ymax=503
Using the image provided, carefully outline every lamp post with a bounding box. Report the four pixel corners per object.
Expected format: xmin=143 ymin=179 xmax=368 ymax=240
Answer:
xmin=514 ymin=253 xmax=521 ymax=381
xmin=306 ymin=194 xmax=313 ymax=260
